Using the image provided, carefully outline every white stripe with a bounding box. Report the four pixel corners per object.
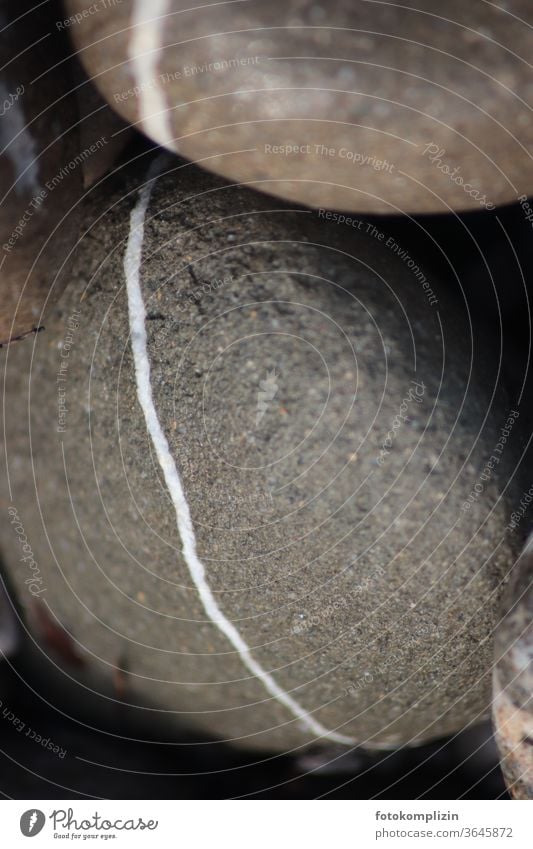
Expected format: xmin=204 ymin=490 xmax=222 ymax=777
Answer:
xmin=129 ymin=1 xmax=176 ymax=151
xmin=123 ymin=158 xmax=355 ymax=746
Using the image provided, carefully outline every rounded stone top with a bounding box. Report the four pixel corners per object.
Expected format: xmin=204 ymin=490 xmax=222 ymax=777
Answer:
xmin=65 ymin=0 xmax=533 ymax=213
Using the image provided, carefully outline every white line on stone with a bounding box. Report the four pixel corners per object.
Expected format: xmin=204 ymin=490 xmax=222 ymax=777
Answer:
xmin=123 ymin=157 xmax=355 ymax=746
xmin=129 ymin=0 xmax=176 ymax=151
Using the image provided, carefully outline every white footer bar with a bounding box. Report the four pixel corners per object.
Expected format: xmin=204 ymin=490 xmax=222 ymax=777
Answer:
xmin=1 ymin=799 xmax=531 ymax=848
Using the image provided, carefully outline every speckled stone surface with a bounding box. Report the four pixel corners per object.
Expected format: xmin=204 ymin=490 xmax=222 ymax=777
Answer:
xmin=0 ymin=154 xmax=524 ymax=752
xmin=64 ymin=0 xmax=533 ymax=214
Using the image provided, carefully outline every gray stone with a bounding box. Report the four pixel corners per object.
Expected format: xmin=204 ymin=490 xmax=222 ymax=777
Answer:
xmin=0 ymin=154 xmax=524 ymax=751
xmin=65 ymin=0 xmax=533 ymax=214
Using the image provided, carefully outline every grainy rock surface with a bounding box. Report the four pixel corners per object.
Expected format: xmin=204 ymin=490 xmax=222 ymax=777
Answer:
xmin=0 ymin=154 xmax=524 ymax=752
xmin=65 ymin=0 xmax=533 ymax=213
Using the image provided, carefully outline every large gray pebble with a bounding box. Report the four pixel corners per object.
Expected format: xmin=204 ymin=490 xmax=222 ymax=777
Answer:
xmin=0 ymin=154 xmax=524 ymax=751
